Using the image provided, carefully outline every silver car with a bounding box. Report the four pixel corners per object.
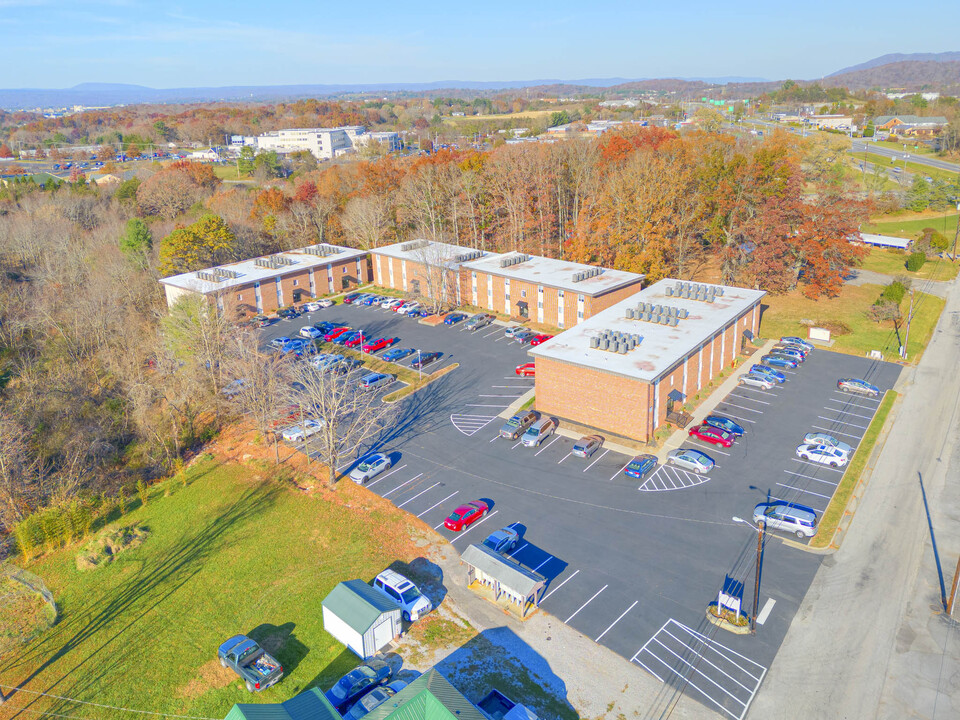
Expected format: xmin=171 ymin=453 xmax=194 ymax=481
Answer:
xmin=796 ymin=443 xmax=849 ymax=468
xmin=738 ymin=373 xmax=775 ymax=390
xmin=499 ymin=410 xmax=539 ymax=440
xmin=482 ymin=527 xmax=520 ymax=554
xmin=666 ymin=448 xmax=715 ymax=474
xmin=281 ymin=419 xmax=325 ymax=443
xmin=803 ymin=432 xmax=853 ymax=455
xmin=350 ymin=453 xmax=392 ymax=484
xmin=837 ymin=378 xmax=879 ymax=397
xmin=572 ymin=434 xmax=604 ymax=458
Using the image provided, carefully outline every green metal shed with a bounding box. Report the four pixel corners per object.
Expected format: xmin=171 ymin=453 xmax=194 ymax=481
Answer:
xmin=321 ymin=579 xmax=402 ymax=659
xmin=223 ymin=687 xmax=341 ymax=720
xmin=363 ymin=669 xmax=487 ymax=720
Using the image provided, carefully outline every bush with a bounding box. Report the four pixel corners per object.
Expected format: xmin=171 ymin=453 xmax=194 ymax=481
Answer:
xmin=881 ymin=281 xmax=907 ymax=305
xmin=906 ymin=252 xmax=927 ymax=272
xmin=919 ymin=228 xmax=950 ymax=253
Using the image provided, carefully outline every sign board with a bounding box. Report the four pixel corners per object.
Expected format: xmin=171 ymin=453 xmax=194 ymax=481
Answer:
xmin=808 ymin=327 xmax=831 ymax=343
xmin=718 ymin=575 xmax=744 ymax=615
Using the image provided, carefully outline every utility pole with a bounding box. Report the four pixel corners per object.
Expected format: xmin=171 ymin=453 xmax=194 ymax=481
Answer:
xmin=902 ymin=289 xmax=916 ymax=360
xmin=752 ymin=519 xmax=765 ymax=634
xmin=952 ymin=201 xmax=960 ymax=262
xmin=947 ymin=555 xmax=960 ymax=616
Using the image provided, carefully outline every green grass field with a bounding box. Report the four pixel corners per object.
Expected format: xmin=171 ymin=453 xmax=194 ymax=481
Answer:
xmin=862 ymin=212 xmax=960 ymax=240
xmin=872 ymin=139 xmax=933 ymax=155
xmin=0 ymin=458 xmax=424 ymax=720
xmin=759 ymin=283 xmax=945 ymax=362
xmin=858 ymin=247 xmax=959 ymax=281
xmin=855 ymin=151 xmax=958 ymax=183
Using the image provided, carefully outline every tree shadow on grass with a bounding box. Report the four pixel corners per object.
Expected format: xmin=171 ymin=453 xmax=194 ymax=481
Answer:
xmin=2 ymin=483 xmax=280 ymax=718
xmin=250 ymin=622 xmax=310 ymax=678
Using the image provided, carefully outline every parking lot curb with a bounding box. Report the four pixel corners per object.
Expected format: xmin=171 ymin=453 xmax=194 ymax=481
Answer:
xmin=498 ymin=389 xmax=536 ymax=419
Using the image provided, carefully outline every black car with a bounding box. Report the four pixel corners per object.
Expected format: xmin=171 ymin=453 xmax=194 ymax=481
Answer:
xmin=331 ymin=357 xmax=363 ymax=375
xmin=324 ymin=658 xmax=394 ymax=714
xmin=515 ymin=331 xmax=537 ymax=344
xmin=277 ymin=307 xmax=300 ymax=319
xmin=411 ymin=352 xmax=441 ymax=369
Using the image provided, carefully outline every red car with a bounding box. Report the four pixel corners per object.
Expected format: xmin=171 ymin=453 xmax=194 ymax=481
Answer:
xmin=343 ymin=333 xmax=367 ymax=348
xmin=362 ymin=337 xmax=399 ymax=353
xmin=324 ymin=326 xmax=351 ymax=342
xmin=530 ymin=334 xmax=553 ymax=346
xmin=443 ymin=500 xmax=489 ymax=531
xmin=515 ymin=363 xmax=535 ymax=377
xmin=688 ymin=423 xmax=735 ymax=448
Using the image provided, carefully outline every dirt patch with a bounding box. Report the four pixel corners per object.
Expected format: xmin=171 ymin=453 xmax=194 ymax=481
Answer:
xmin=176 ymin=658 xmax=238 ymax=698
xmin=75 ymin=524 xmax=149 ymax=571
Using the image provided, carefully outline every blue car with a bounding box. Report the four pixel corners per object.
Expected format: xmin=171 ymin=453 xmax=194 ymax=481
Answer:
xmin=703 ymin=415 xmax=744 ymax=437
xmin=624 ymin=454 xmax=658 ymax=479
xmin=383 ymin=347 xmax=415 ymax=362
xmin=750 ymin=364 xmax=786 ymax=383
xmin=443 ymin=313 xmax=467 ymax=325
xmin=761 ymin=354 xmax=799 ymax=369
xmin=324 ymin=658 xmax=393 ymax=714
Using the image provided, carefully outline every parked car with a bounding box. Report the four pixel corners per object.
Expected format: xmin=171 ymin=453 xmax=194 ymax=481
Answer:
xmin=382 ymin=298 xmax=404 ymax=310
xmin=514 ymin=363 xmax=535 ymax=377
xmin=499 ymin=410 xmax=539 ymax=440
xmin=344 ymin=333 xmax=367 ymax=349
xmin=761 ymin=354 xmax=799 ymax=369
xmin=465 ymin=313 xmax=494 ymax=330
xmin=331 ymin=357 xmax=363 ymax=375
xmin=217 ymin=635 xmax=283 ymax=693
xmin=666 ymin=448 xmax=715 ymax=474
xmin=703 ymin=415 xmax=744 ymax=437
xmin=411 ymin=352 xmax=441 ymax=368
xmin=774 ymin=342 xmax=810 ymax=357
xmin=406 ymin=308 xmax=431 ymax=319
xmin=780 ymin=336 xmax=814 ymax=352
xmin=350 ymin=453 xmax=392 ymax=483
xmin=444 ymin=312 xmax=467 ymax=325
xmin=373 ymin=569 xmax=432 ymax=622
xmin=269 ymin=336 xmax=293 ymax=349
xmin=253 ymin=315 xmax=272 ymax=328
xmin=624 ymin=454 xmax=658 ymax=479
xmin=344 ymin=681 xmax=408 ymax=720
xmin=521 ymin=417 xmax=558 ymax=447
xmin=324 ymin=658 xmax=394 ymax=713
xmin=514 ymin=331 xmax=537 ymax=345
xmin=803 ymin=432 xmax=853 ymax=455
xmin=281 ymin=419 xmax=325 ymax=442
xmin=688 ymin=423 xmax=735 ymax=448
xmin=750 ymin=364 xmax=786 ymax=383
xmin=738 ymin=373 xmax=776 ymax=390
xmin=358 ymin=372 xmax=395 ymax=391
xmin=383 ymin=347 xmax=415 ymax=362
xmin=530 ymin=334 xmax=553 ymax=346
xmin=313 ymin=321 xmax=342 ymax=334
xmin=342 ymin=293 xmax=362 ymax=305
xmin=444 ymin=500 xmax=489 ymax=531
xmin=572 ymin=434 xmax=604 ymax=458
xmin=299 ymin=326 xmax=323 ymax=339
xmin=397 ymin=302 xmax=421 ymax=316
xmin=504 ymin=325 xmax=526 ymax=338
xmin=482 ymin=526 xmax=520 ymax=553
xmin=317 ymin=298 xmax=335 ymax=308
xmin=277 ymin=307 xmax=300 ymax=319
xmin=303 ymin=301 xmax=321 ymax=312
xmin=796 ymin=443 xmax=849 ymax=467
xmin=753 ymin=501 xmax=819 ymax=539
xmin=324 ymin=326 xmax=352 ymax=342
xmin=769 ymin=347 xmax=806 ymax=363
xmin=362 ymin=337 xmax=399 ymax=353
xmin=334 ymin=331 xmax=361 ymax=346
xmin=837 ymin=378 xmax=880 ymax=398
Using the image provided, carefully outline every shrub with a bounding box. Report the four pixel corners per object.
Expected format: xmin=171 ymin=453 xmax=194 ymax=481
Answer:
xmin=881 ymin=281 xmax=907 ymax=305
xmin=136 ymin=479 xmax=149 ymax=507
xmin=906 ymin=252 xmax=927 ymax=272
xmin=919 ymin=228 xmax=950 ymax=253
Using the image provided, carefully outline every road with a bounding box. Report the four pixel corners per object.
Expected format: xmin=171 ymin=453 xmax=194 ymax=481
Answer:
xmin=751 ymin=267 xmax=960 ymax=717
xmin=851 ymin=141 xmax=960 ymax=175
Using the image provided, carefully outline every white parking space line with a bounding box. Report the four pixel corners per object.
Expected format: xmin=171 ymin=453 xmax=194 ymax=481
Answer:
xmin=480 ymin=394 xmax=522 ymax=398
xmin=832 ymin=390 xmax=880 ymax=403
xmin=466 ymin=404 xmax=511 ymax=408
xmin=364 ymin=464 xmax=408 ymax=487
xmin=511 ymin=440 xmax=523 ymax=449
xmin=535 ymin=435 xmax=561 ymax=456
xmin=727 ymin=393 xmax=772 ymax=405
xmin=718 ymin=402 xmax=764 ymax=414
xmin=541 ymin=569 xmax=580 ymax=602
xmin=821 ymin=407 xmax=875 ymax=421
xmin=717 ymin=413 xmax=756 ymax=425
xmin=382 ymin=473 xmax=424 ymax=497
xmin=776 ymin=482 xmax=832 ymax=500
xmin=826 ymin=396 xmax=879 ymax=409
xmin=482 ymin=329 xmax=501 ymax=338
xmin=417 ymin=491 xmax=458 ymax=518
xmin=565 ymin=584 xmax=608 ymax=624
xmin=450 ymin=510 xmax=500 ymax=543
xmin=782 ymin=470 xmax=839 ymax=486
xmin=532 ymin=555 xmax=555 ymax=573
xmin=816 ymin=415 xmax=868 ymax=430
xmin=733 ymin=386 xmax=777 ymax=399
xmin=509 ymin=542 xmax=529 ymax=557
xmin=584 ymin=448 xmax=610 ymax=472
xmin=609 ymin=459 xmax=632 ymax=481
xmin=596 ymin=600 xmax=639 ymax=642
xmin=756 ymin=598 xmax=776 ymax=625
xmin=557 ymin=452 xmax=573 ymax=464
xmin=492 ymin=385 xmax=529 ymax=389
xmin=689 ymin=441 xmax=731 ymax=456
xmin=397 ymin=482 xmax=441 ymax=508
xmin=811 ymin=425 xmax=862 ymax=441
xmin=489 ymin=435 xmax=500 ymax=443
xmin=791 ymin=458 xmax=844 ymax=473
xmin=433 ymin=519 xmax=447 ymax=530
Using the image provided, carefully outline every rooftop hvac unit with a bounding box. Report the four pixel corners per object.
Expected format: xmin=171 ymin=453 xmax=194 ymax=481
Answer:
xmin=590 ymin=337 xmax=599 ymax=348
xmin=679 ymin=308 xmax=689 ymax=319
xmin=683 ymin=289 xmax=691 ymax=299
xmin=618 ymin=343 xmax=627 ymax=354
xmin=716 ymin=287 xmax=724 ymax=296
xmin=706 ymin=295 xmax=714 ymax=303
xmin=626 ymin=308 xmax=635 ymax=319
xmin=670 ymin=317 xmax=679 ymax=327
xmin=660 ymin=316 xmax=670 ymax=325
xmin=665 ymin=287 xmax=674 ymax=297
xmin=600 ymin=338 xmax=610 ymax=350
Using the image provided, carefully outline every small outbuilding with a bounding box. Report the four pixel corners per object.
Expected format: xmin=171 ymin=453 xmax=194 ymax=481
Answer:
xmin=321 ymin=579 xmax=402 ymax=659
xmin=461 ymin=544 xmax=547 ymax=618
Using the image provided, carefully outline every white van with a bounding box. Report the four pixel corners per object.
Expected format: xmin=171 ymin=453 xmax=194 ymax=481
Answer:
xmin=521 ymin=417 xmax=557 ymax=447
xmin=373 ymin=569 xmax=433 ymax=622
xmin=753 ymin=501 xmax=818 ymax=538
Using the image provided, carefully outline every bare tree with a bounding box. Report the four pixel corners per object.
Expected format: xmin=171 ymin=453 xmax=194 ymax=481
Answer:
xmin=410 ymin=241 xmax=457 ymax=314
xmin=341 ymin=195 xmax=392 ymax=249
xmin=160 ymin=294 xmax=233 ymax=399
xmin=223 ymin=331 xmax=295 ymax=441
xmin=289 ymin=363 xmax=397 ymax=488
xmin=0 ymin=409 xmax=33 ymax=528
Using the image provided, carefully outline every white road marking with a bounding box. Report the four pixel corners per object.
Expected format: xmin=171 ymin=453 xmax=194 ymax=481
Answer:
xmin=480 ymin=394 xmax=522 ymax=398
xmin=509 ymin=542 xmax=529 ymax=556
xmin=557 ymin=452 xmax=573 ymax=464
xmin=511 ymin=439 xmax=524 ymax=449
xmin=565 ymin=584 xmax=608 ymax=624
xmin=731 ymin=388 xmax=775 ymax=401
xmin=465 ymin=404 xmax=511 ymax=408
xmin=492 ymin=385 xmax=529 ymax=389
xmin=782 ymin=469 xmax=839 ymax=486
xmin=396 ymin=482 xmax=440 ymax=508
xmin=826 ymin=396 xmax=879 ymax=409
xmin=364 ymin=464 xmax=408 ymax=487
xmin=535 ymin=435 xmax=561 ymax=455
xmin=584 ymin=448 xmax=610 ymax=472
xmin=609 ymin=458 xmax=632 ymax=481
xmin=532 ymin=555 xmax=554 ymax=573
xmin=417 ymin=491 xmax=458 ymax=518
xmin=756 ymin=598 xmax=776 ymax=625
xmin=727 ymin=392 xmax=772 ymax=405
xmin=816 ymin=415 xmax=868 ymax=430
xmin=450 ymin=510 xmax=500 ymax=543
xmin=489 ymin=434 xmax=500 ymax=443
xmin=776 ymin=482 xmax=832 ymax=500
xmin=595 ymin=600 xmax=639 ymax=642
xmin=689 ymin=441 xmax=731 ymax=456
xmin=382 ymin=473 xmax=424 ymax=497
xmin=715 ymin=413 xmax=756 ymax=425
xmin=541 ymin=569 xmax=580 ymax=601
xmin=718 ymin=401 xmax=764 ymax=414
xmin=811 ymin=424 xmax=863 ymax=440
xmin=833 ymin=390 xmax=880 ymax=403
xmin=791 ymin=457 xmax=845 ymax=472
xmin=821 ymin=407 xmax=875 ymax=420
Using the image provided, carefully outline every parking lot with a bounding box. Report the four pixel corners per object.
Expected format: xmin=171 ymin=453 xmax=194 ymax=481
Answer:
xmin=261 ymin=298 xmax=902 ymax=719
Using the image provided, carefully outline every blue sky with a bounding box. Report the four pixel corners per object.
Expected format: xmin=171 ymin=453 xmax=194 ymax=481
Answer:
xmin=0 ymin=0 xmax=956 ymax=88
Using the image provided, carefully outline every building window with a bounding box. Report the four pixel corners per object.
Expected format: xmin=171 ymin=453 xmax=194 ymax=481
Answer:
xmin=343 ymin=266 xmax=347 ymax=273
xmin=293 ymin=280 xmax=298 ymax=286
xmin=521 ymin=290 xmax=526 ymax=298
xmin=558 ymin=289 xmax=564 ymax=298
xmin=578 ymin=294 xmax=585 ymax=302
xmin=237 ymin=294 xmax=243 ymax=301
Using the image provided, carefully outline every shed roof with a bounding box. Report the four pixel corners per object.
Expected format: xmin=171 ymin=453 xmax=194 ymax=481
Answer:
xmin=224 ymin=688 xmax=341 ymax=720
xmin=364 ymin=669 xmax=486 ymax=720
xmin=461 ymin=252 xmax=643 ymax=296
xmin=460 ymin=544 xmax=546 ymax=597
xmin=322 ymin=579 xmax=400 ymax=634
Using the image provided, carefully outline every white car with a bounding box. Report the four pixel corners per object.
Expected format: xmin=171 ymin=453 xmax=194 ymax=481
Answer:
xmin=796 ymin=443 xmax=849 ymax=468
xmin=373 ymin=569 xmax=433 ymax=622
xmin=802 ymin=432 xmax=853 ymax=455
xmin=382 ymin=298 xmax=404 ymax=310
xmin=738 ymin=373 xmax=775 ymax=390
xmin=303 ymin=301 xmax=321 ymax=312
xmin=350 ymin=453 xmax=392 ymax=483
xmin=316 ymin=298 xmax=334 ymax=308
xmin=299 ymin=326 xmax=323 ymax=339
xmin=397 ymin=302 xmax=421 ymax=316
xmin=281 ymin=419 xmax=325 ymax=442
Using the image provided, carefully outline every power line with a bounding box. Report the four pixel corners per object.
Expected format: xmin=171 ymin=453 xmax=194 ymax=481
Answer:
xmin=0 ymin=686 xmax=219 ymax=720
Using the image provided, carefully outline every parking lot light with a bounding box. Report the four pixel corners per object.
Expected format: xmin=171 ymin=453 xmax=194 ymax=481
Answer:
xmin=732 ymin=516 xmax=766 ymax=634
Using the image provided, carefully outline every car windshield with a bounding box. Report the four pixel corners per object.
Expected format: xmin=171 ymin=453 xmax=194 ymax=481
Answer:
xmin=237 ymin=644 xmax=260 ymax=664
xmin=331 ymin=668 xmax=373 ymax=699
xmin=399 ymin=586 xmax=421 ymax=604
xmin=448 ymin=511 xmax=463 ymax=521
xmin=505 ymin=418 xmax=520 ymax=428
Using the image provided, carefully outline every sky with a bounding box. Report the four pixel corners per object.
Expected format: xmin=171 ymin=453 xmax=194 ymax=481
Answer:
xmin=0 ymin=0 xmax=957 ymax=89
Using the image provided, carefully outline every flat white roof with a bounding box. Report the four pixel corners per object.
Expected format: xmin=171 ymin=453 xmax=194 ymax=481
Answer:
xmin=370 ymin=240 xmax=501 ymax=269
xmin=529 ymin=278 xmax=766 ymax=383
xmin=159 ymin=244 xmax=367 ymax=294
xmin=856 ymin=233 xmax=911 ymax=249
xmin=462 ymin=252 xmax=643 ymax=296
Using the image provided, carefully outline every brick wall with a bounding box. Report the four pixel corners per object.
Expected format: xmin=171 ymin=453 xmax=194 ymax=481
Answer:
xmin=584 ymin=280 xmax=643 ymax=317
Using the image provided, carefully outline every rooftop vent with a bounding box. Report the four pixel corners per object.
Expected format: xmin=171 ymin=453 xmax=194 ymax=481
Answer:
xmin=195 ymin=268 xmax=239 ymax=283
xmin=304 ymin=243 xmax=340 ymax=257
xmin=254 ymin=255 xmax=296 ymax=270
xmin=590 ymin=329 xmax=642 ymax=354
xmin=400 ymin=239 xmax=430 ymax=252
xmin=454 ymin=250 xmax=483 ymax=263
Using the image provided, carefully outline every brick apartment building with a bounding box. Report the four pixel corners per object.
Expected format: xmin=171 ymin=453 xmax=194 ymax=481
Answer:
xmin=529 ymin=279 xmax=765 ymax=442
xmin=159 ymin=243 xmax=370 ymax=318
xmin=371 ymin=240 xmax=644 ymax=328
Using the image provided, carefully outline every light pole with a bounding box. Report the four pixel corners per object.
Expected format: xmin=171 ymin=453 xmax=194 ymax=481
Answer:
xmin=416 ymin=350 xmax=422 ymax=381
xmin=732 ymin=516 xmax=766 ymax=634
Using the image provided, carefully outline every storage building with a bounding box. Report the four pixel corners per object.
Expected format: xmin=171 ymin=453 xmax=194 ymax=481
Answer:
xmin=224 ymin=687 xmax=341 ymax=720
xmin=363 ymin=669 xmax=488 ymax=720
xmin=460 ymin=543 xmax=546 ymax=618
xmin=321 ymin=579 xmax=402 ymax=659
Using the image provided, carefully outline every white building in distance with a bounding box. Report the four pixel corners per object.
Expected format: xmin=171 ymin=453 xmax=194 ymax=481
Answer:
xmin=229 ymin=127 xmax=368 ymax=160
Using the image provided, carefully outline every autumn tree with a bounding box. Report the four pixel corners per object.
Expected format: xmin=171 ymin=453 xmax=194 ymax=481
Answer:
xmin=158 ymin=214 xmax=238 ymax=275
xmin=0 ymin=144 xmax=12 ymax=159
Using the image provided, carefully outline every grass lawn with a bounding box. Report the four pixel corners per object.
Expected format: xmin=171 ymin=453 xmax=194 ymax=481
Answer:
xmin=213 ymin=165 xmax=250 ymax=181
xmin=811 ymin=391 xmax=897 ymax=549
xmin=445 ymin=110 xmax=555 ymax=123
xmin=858 ymin=247 xmax=959 ymax=281
xmin=855 ymin=151 xmax=957 ymax=183
xmin=759 ymin=283 xmax=945 ymax=362
xmin=0 ymin=457 xmax=425 ymax=720
xmin=862 ymin=212 xmax=960 ymax=240
xmin=873 ymin=139 xmax=933 ymax=155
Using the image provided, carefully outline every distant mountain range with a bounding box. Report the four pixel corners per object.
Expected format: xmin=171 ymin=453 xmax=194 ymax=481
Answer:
xmin=828 ymin=51 xmax=960 ymax=77
xmin=823 ymin=59 xmax=960 ymax=91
